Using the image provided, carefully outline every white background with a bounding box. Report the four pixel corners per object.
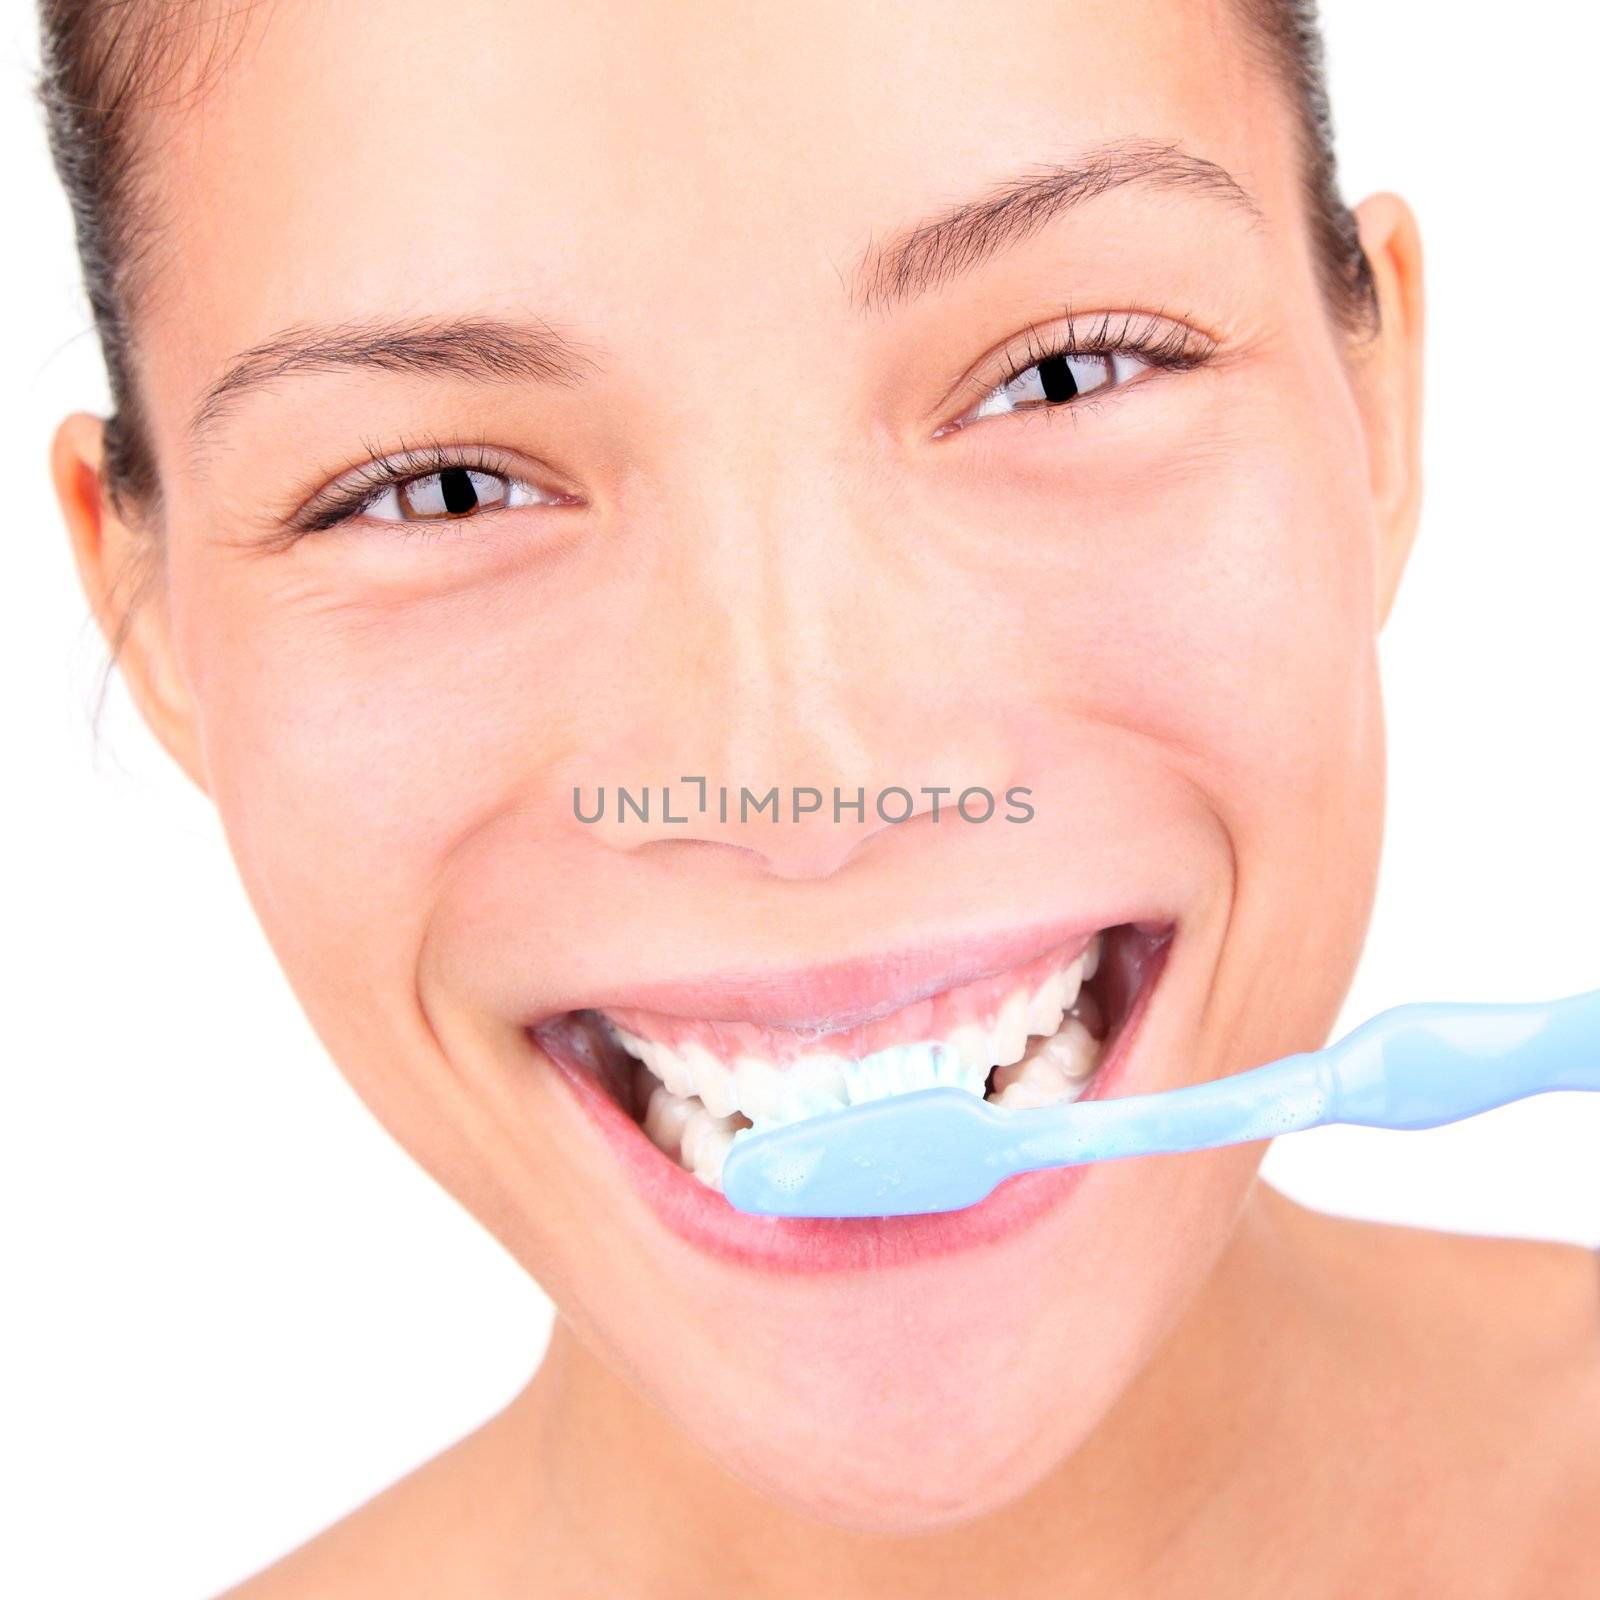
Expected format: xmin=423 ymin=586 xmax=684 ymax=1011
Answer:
xmin=3 ymin=3 xmax=1597 ymax=1596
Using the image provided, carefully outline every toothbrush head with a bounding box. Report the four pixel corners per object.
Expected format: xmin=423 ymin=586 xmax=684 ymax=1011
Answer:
xmin=721 ymin=1087 xmax=1011 ymax=1218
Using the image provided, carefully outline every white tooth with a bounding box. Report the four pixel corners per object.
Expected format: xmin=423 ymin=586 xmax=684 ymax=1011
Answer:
xmin=680 ymin=1041 xmax=739 ymax=1118
xmin=698 ymin=1075 xmax=741 ymax=1120
xmin=691 ymin=1121 xmax=738 ymax=1189
xmin=944 ymin=1021 xmax=991 ymax=1075
xmin=663 ymin=1057 xmax=698 ymax=1099
xmin=1024 ymin=981 xmax=1066 ymax=1038
xmin=1081 ymin=933 xmax=1102 ymax=982
xmin=990 ymin=1048 xmax=1069 ymax=1099
xmin=622 ymin=1030 xmax=697 ymax=1100
xmin=994 ymin=1077 xmax=1081 ymax=1109
xmin=610 ymin=1024 xmax=651 ymax=1068
xmin=778 ymin=1053 xmax=850 ymax=1120
xmin=678 ymin=1107 xmax=720 ymax=1172
xmin=731 ymin=1054 xmax=784 ymax=1123
xmin=1059 ymin=954 xmax=1085 ymax=1012
xmin=734 ymin=1051 xmax=850 ymax=1124
xmin=613 ymin=1029 xmax=662 ymax=1089
xmin=681 ymin=1106 xmax=745 ymax=1183
xmin=1040 ymin=1016 xmax=1100 ymax=1078
xmin=991 ymin=991 xmax=1031 ymax=1068
xmin=643 ymin=1083 xmax=697 ymax=1156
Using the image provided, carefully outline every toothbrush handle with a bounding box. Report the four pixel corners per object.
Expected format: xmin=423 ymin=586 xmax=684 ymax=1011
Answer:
xmin=1001 ymin=988 xmax=1600 ymax=1173
xmin=1006 ymin=1050 xmax=1338 ymax=1172
xmin=1325 ymin=988 xmax=1600 ymax=1130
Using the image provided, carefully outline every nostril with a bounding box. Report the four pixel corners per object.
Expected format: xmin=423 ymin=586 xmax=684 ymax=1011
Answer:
xmin=627 ymin=835 xmax=776 ymax=870
xmin=620 ymin=825 xmax=878 ymax=885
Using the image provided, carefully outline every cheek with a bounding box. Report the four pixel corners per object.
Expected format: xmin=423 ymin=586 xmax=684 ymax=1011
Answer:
xmin=1106 ymin=451 xmax=1380 ymax=824
xmin=989 ymin=390 xmax=1384 ymax=847
xmin=166 ymin=566 xmax=591 ymax=993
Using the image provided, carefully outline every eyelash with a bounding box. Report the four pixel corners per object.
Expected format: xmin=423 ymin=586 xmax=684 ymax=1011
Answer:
xmin=288 ymin=311 xmax=1214 ymax=534
xmin=289 ymin=440 xmax=558 ymax=535
xmin=949 ymin=308 xmax=1216 ymax=428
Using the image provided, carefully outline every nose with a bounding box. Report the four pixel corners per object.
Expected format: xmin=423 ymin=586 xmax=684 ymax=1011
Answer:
xmin=573 ymin=779 xmax=1005 ymax=882
xmin=556 ymin=431 xmax=1023 ymax=882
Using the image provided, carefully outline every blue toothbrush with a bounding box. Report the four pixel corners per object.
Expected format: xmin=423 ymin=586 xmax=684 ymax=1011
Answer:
xmin=720 ymin=989 xmax=1600 ymax=1218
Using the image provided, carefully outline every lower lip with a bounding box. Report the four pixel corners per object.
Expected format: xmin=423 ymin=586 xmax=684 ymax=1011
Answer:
xmin=534 ymin=936 xmax=1171 ymax=1273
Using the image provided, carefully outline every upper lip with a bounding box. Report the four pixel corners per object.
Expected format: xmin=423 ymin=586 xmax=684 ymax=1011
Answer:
xmin=553 ymin=916 xmax=1129 ymax=1034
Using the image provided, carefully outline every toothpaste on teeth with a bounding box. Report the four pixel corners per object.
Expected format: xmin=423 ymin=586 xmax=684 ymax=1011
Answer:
xmin=612 ymin=934 xmax=1107 ymax=1192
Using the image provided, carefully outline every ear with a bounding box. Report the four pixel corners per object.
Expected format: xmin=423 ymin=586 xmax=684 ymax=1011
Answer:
xmin=1349 ymin=192 xmax=1425 ymax=627
xmin=50 ymin=413 xmax=210 ymax=793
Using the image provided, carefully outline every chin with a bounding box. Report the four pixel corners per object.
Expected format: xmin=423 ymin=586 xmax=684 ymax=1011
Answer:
xmin=697 ymin=1349 xmax=1129 ymax=1534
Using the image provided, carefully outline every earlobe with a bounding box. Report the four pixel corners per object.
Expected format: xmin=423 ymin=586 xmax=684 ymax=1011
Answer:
xmin=1351 ymin=192 xmax=1426 ymax=628
xmin=49 ymin=413 xmax=210 ymax=794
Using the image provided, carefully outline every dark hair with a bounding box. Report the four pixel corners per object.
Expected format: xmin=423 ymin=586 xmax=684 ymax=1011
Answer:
xmin=38 ymin=1 xmax=238 ymax=514
xmin=1230 ymin=0 xmax=1380 ymax=341
xmin=39 ymin=0 xmax=1378 ymax=513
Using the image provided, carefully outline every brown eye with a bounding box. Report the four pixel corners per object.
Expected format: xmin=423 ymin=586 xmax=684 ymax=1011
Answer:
xmin=380 ymin=467 xmax=513 ymax=521
xmin=293 ymin=454 xmax=577 ymax=536
xmin=960 ymin=350 xmax=1146 ymax=427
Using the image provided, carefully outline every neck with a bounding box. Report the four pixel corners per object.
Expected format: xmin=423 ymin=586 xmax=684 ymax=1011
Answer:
xmin=502 ymin=1183 xmax=1356 ymax=1598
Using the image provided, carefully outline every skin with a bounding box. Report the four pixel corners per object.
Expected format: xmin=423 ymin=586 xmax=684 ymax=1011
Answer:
xmin=49 ymin=0 xmax=1598 ymax=1594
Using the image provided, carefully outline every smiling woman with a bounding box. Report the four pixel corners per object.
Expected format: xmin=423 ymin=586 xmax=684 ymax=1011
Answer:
xmin=30 ymin=0 xmax=1600 ymax=1595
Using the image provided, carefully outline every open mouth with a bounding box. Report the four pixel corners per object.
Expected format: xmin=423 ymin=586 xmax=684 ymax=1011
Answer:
xmin=532 ymin=922 xmax=1171 ymax=1200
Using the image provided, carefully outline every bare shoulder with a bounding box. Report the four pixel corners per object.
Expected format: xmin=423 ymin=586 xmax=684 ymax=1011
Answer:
xmin=1293 ymin=1200 xmax=1600 ymax=1370
xmin=1372 ymin=1220 xmax=1600 ymax=1594
xmin=214 ymin=1402 xmax=531 ymax=1600
xmin=1265 ymin=1188 xmax=1600 ymax=1594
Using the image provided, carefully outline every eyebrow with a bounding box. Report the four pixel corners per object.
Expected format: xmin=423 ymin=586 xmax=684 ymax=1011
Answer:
xmin=190 ymin=138 xmax=1256 ymax=441
xmin=190 ymin=314 xmax=603 ymax=441
xmin=848 ymin=137 xmax=1264 ymax=314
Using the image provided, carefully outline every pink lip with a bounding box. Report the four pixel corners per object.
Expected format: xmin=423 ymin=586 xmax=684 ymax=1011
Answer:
xmin=553 ymin=915 xmax=1135 ymax=1032
xmin=533 ymin=927 xmax=1171 ymax=1273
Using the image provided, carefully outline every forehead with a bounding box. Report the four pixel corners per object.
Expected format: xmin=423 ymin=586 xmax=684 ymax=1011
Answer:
xmin=147 ymin=0 xmax=1285 ymax=409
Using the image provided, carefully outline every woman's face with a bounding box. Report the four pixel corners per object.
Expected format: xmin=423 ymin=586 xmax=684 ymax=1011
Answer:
xmin=73 ymin=0 xmax=1417 ymax=1532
